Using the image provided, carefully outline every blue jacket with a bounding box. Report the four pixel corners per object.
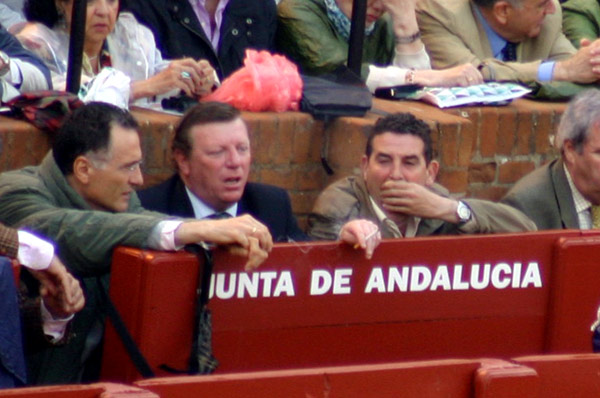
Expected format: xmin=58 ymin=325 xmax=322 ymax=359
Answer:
xmin=0 ymin=257 xmax=26 ymax=388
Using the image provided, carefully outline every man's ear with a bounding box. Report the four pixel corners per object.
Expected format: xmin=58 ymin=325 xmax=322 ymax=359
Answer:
xmin=173 ymin=149 xmax=191 ymax=176
xmin=492 ymin=0 xmax=513 ymax=25
xmin=360 ymin=154 xmax=369 ymax=181
xmin=426 ymin=160 xmax=440 ymax=186
xmin=562 ymin=140 xmax=576 ymax=166
xmin=72 ymin=156 xmax=93 ymax=185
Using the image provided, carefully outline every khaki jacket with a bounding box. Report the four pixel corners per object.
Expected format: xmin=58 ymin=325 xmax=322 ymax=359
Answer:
xmin=308 ymin=176 xmax=536 ymax=240
xmin=416 ymin=0 xmax=575 ymax=82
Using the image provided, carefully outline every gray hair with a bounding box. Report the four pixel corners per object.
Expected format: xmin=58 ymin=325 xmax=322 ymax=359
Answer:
xmin=472 ymin=0 xmax=521 ymax=9
xmin=556 ymin=89 xmax=600 ymax=153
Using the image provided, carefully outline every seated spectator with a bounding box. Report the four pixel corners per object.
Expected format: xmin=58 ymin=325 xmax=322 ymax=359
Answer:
xmin=15 ymin=0 xmax=215 ymax=105
xmin=502 ymin=89 xmax=600 ymax=230
xmin=139 ymin=102 xmax=380 ymax=256
xmin=562 ymin=0 xmax=600 ymax=48
xmin=308 ymin=113 xmax=537 ymax=240
xmin=0 ymin=102 xmax=272 ymax=384
xmin=417 ymin=0 xmax=600 ymax=84
xmin=0 ymin=224 xmax=84 ymax=388
xmin=121 ymin=0 xmax=277 ymax=80
xmin=277 ymin=0 xmax=484 ymax=92
xmin=0 ymin=25 xmax=51 ymax=103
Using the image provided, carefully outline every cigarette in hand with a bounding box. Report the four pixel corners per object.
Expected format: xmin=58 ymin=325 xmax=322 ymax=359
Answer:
xmin=353 ymin=227 xmax=379 ymax=249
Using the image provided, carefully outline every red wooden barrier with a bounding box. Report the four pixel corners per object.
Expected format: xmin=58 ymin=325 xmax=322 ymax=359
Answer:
xmin=0 ymin=383 xmax=157 ymax=398
xmin=135 ymin=358 xmax=549 ymax=398
xmin=135 ymin=359 xmax=482 ymax=398
xmin=101 ymin=230 xmax=600 ymax=383
xmin=513 ymin=353 xmax=600 ymax=397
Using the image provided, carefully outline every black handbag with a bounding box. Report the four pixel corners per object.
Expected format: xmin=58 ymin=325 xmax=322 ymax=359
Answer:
xmin=300 ymin=67 xmax=372 ymax=120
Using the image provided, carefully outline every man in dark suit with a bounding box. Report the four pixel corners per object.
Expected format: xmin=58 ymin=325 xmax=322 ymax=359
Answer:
xmin=502 ymin=88 xmax=600 ymax=230
xmin=139 ymin=102 xmax=381 ymax=256
xmin=121 ymin=0 xmax=277 ymax=80
xmin=139 ymin=102 xmax=305 ymax=243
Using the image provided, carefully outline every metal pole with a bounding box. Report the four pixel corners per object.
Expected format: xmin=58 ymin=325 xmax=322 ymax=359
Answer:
xmin=347 ymin=0 xmax=367 ymax=76
xmin=66 ymin=0 xmax=87 ymax=94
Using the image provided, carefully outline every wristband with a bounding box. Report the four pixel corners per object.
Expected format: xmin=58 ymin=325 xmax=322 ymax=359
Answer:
xmin=396 ymin=31 xmax=421 ymax=44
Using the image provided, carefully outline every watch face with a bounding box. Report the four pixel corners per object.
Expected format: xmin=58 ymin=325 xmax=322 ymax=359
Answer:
xmin=457 ymin=201 xmax=471 ymax=221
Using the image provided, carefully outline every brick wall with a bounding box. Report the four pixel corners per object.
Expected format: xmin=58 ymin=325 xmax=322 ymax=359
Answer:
xmin=0 ymin=97 xmax=568 ymax=229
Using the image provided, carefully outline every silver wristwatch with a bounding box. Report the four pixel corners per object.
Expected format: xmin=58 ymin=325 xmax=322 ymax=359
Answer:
xmin=456 ymin=200 xmax=472 ymax=223
xmin=0 ymin=51 xmax=10 ymax=77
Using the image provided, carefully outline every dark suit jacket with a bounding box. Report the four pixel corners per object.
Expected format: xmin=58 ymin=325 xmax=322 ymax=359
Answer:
xmin=502 ymin=158 xmax=579 ymax=230
xmin=121 ymin=0 xmax=277 ymax=79
xmin=138 ymin=174 xmax=308 ymax=242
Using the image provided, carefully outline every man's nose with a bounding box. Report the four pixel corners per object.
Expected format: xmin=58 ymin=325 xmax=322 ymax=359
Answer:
xmin=389 ymin=163 xmax=405 ymax=181
xmin=130 ymin=167 xmax=144 ymax=186
xmin=225 ymin=149 xmax=242 ymax=167
xmin=545 ymin=0 xmax=556 ymax=14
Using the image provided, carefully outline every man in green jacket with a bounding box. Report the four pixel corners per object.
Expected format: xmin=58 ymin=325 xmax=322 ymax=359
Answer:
xmin=0 ymin=102 xmax=273 ymax=385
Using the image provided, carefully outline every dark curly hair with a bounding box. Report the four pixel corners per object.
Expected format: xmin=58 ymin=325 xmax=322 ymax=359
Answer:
xmin=53 ymin=102 xmax=139 ymax=175
xmin=365 ymin=113 xmax=434 ymax=163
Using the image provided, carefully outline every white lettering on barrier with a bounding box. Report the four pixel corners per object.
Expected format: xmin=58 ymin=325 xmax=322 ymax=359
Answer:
xmin=364 ymin=262 xmax=542 ymax=293
xmin=210 ymin=271 xmax=295 ymax=299
xmin=310 ymin=269 xmax=353 ymax=295
xmin=209 ymin=262 xmax=542 ymax=300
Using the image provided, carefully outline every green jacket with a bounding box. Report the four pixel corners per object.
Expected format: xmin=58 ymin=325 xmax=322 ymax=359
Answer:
xmin=276 ymin=0 xmax=395 ymax=78
xmin=562 ymin=0 xmax=600 ymax=48
xmin=0 ymin=152 xmax=170 ymax=385
xmin=0 ymin=152 xmax=165 ymax=278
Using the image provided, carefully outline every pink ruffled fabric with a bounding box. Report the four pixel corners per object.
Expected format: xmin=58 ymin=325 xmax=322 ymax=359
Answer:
xmin=202 ymin=50 xmax=303 ymax=112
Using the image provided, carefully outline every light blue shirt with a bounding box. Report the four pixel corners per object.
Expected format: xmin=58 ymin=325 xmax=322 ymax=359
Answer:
xmin=185 ymin=186 xmax=237 ymax=219
xmin=474 ymin=6 xmax=554 ymax=81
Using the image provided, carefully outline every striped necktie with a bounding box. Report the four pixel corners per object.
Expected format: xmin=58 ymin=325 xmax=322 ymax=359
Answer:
xmin=501 ymin=41 xmax=518 ymax=62
xmin=206 ymin=212 xmax=232 ymax=220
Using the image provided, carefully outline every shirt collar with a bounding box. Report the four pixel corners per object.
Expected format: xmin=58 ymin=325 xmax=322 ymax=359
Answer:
xmin=564 ymin=163 xmax=592 ymax=214
xmin=368 ymin=196 xmax=420 ymax=238
xmin=473 ymin=5 xmax=507 ymax=59
xmin=185 ymin=186 xmax=238 ymax=219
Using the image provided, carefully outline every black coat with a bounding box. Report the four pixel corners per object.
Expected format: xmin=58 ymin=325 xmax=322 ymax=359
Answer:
xmin=121 ymin=0 xmax=277 ymax=79
xmin=138 ymin=174 xmax=308 ymax=242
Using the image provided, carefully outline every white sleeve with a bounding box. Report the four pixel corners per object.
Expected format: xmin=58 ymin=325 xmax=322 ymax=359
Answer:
xmin=147 ymin=220 xmax=184 ymax=251
xmin=366 ymin=65 xmax=411 ymax=93
xmin=40 ymin=301 xmax=72 ymax=342
xmin=8 ymin=58 xmax=50 ymax=92
xmin=392 ymin=44 xmax=431 ymax=70
xmin=16 ymin=230 xmax=54 ymax=270
xmin=366 ymin=45 xmax=432 ymax=93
